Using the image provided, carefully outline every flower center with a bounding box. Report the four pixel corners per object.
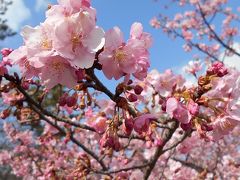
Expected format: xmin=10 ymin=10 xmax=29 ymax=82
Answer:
xmin=41 ymin=39 xmax=52 ymax=50
xmin=23 ymin=58 xmax=30 ymax=69
xmin=114 ymin=50 xmax=126 ymax=62
xmin=52 ymin=61 xmax=63 ymax=72
xmin=221 ymin=119 xmax=234 ymax=130
xmin=71 ymin=33 xmax=82 ymax=52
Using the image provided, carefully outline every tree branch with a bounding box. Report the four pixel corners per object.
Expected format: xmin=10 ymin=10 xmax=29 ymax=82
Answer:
xmin=4 ymin=74 xmax=107 ymax=170
xmin=197 ymin=2 xmax=240 ymax=57
xmin=144 ymin=121 xmax=179 ymax=179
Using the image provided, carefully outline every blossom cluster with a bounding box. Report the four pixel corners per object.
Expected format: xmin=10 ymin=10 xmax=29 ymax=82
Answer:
xmin=0 ymin=0 xmax=240 ymax=179
xmin=7 ymin=0 xmax=151 ymax=89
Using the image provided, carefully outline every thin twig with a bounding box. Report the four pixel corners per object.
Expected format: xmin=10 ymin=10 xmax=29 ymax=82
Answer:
xmin=144 ymin=121 xmax=179 ymax=180
xmin=197 ymin=2 xmax=240 ymax=57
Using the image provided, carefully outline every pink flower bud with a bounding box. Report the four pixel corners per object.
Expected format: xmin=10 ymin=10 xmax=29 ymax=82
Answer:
xmin=0 ymin=109 xmax=11 ymax=119
xmin=159 ymin=98 xmax=167 ymax=111
xmin=134 ymin=85 xmax=143 ymax=95
xmin=1 ymin=48 xmax=13 ymax=57
xmin=22 ymin=81 xmax=30 ymax=90
xmin=59 ymin=93 xmax=68 ymax=106
xmin=154 ymin=138 xmax=163 ymax=147
xmin=207 ymin=61 xmax=228 ymax=77
xmin=123 ymin=118 xmax=134 ymax=136
xmin=127 ymin=93 xmax=138 ymax=102
xmin=66 ymin=93 xmax=78 ymax=107
xmin=100 ymin=131 xmax=121 ymax=151
xmin=180 ymin=122 xmax=192 ymax=131
xmin=201 ymin=123 xmax=213 ymax=131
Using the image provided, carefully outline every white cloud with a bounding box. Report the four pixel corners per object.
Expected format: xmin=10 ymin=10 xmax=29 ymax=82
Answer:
xmin=2 ymin=0 xmax=31 ymax=31
xmin=35 ymin=0 xmax=49 ymax=12
xmin=220 ymin=43 xmax=240 ymax=70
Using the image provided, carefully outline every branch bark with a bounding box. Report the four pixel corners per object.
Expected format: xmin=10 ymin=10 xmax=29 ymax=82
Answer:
xmin=144 ymin=121 xmax=179 ymax=179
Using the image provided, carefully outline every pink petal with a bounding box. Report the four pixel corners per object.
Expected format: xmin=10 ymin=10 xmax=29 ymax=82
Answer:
xmin=105 ymin=27 xmax=124 ymax=50
xmin=72 ymin=47 xmax=95 ymax=69
xmin=82 ymin=26 xmax=105 ymax=52
xmin=130 ymin=22 xmax=143 ymax=39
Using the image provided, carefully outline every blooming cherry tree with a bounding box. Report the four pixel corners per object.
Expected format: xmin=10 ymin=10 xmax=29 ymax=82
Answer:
xmin=0 ymin=0 xmax=240 ymax=179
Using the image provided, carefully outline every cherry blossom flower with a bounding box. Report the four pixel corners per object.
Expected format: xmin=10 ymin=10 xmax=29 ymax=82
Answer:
xmin=99 ymin=23 xmax=151 ymax=80
xmin=52 ymin=11 xmax=105 ymax=68
xmin=149 ymin=17 xmax=160 ymax=29
xmin=38 ymin=55 xmax=78 ymax=89
xmin=133 ymin=113 xmax=156 ymax=134
xmin=166 ymin=97 xmax=191 ymax=124
xmin=184 ymin=60 xmax=202 ymax=75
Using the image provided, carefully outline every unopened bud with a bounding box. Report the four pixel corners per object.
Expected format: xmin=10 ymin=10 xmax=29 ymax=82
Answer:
xmin=180 ymin=122 xmax=192 ymax=131
xmin=0 ymin=109 xmax=11 ymax=119
xmin=22 ymin=81 xmax=29 ymax=90
xmin=1 ymin=48 xmax=13 ymax=57
xmin=66 ymin=94 xmax=77 ymax=107
xmin=127 ymin=93 xmax=138 ymax=102
xmin=127 ymin=79 xmax=133 ymax=85
xmin=115 ymin=83 xmax=125 ymax=96
xmin=201 ymin=124 xmax=213 ymax=131
xmin=134 ymin=85 xmax=143 ymax=95
xmin=116 ymin=97 xmax=128 ymax=110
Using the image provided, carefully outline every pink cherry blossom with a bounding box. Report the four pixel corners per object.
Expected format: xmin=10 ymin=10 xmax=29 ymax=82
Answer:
xmin=99 ymin=23 xmax=151 ymax=80
xmin=147 ymin=69 xmax=185 ymax=97
xmin=184 ymin=60 xmax=202 ymax=75
xmin=133 ymin=113 xmax=156 ymax=134
xmin=207 ymin=61 xmax=228 ymax=77
xmin=211 ymin=116 xmax=239 ymax=141
xmin=38 ymin=55 xmax=78 ymax=89
xmin=1 ymin=48 xmax=13 ymax=57
xmin=187 ymin=99 xmax=199 ymax=115
xmin=166 ymin=97 xmax=191 ymax=124
xmin=8 ymin=46 xmax=40 ymax=79
xmin=52 ymin=11 xmax=105 ymax=68
xmin=149 ymin=17 xmax=160 ymax=29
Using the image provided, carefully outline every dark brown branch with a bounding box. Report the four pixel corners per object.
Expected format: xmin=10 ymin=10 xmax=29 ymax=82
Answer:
xmin=197 ymin=3 xmax=240 ymax=57
xmin=172 ymin=157 xmax=207 ymax=173
xmin=92 ymin=163 xmax=149 ymax=175
xmin=162 ymin=130 xmax=192 ymax=154
xmin=86 ymin=69 xmax=137 ymax=117
xmin=158 ymin=16 xmax=219 ymax=61
xmin=4 ymin=74 xmax=107 ymax=170
xmin=27 ymin=100 xmax=108 ymax=170
xmin=144 ymin=121 xmax=179 ymax=180
xmin=171 ymin=28 xmax=219 ymax=61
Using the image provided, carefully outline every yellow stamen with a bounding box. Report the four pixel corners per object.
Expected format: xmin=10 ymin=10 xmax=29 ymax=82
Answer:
xmin=114 ymin=50 xmax=126 ymax=61
xmin=71 ymin=34 xmax=81 ymax=52
xmin=52 ymin=61 xmax=63 ymax=71
xmin=41 ymin=39 xmax=52 ymax=50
